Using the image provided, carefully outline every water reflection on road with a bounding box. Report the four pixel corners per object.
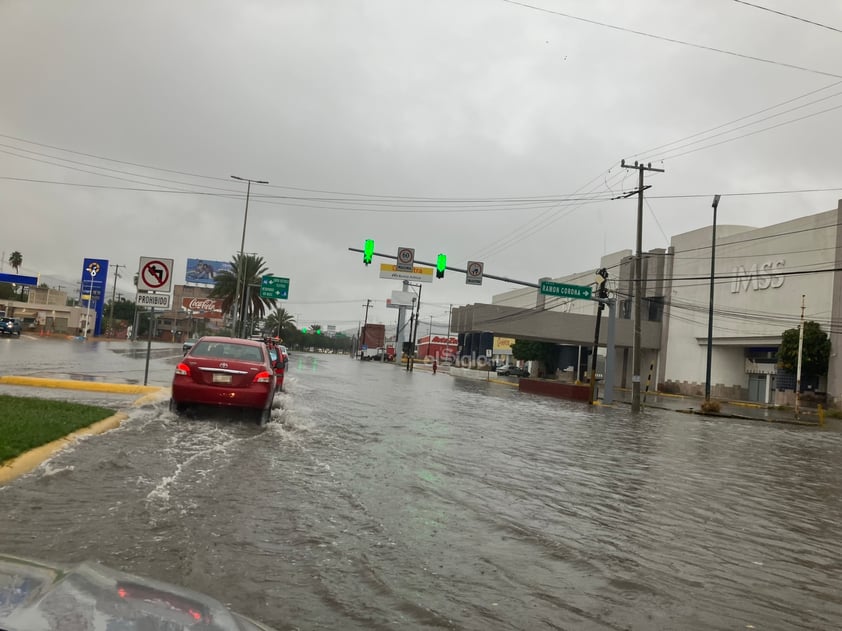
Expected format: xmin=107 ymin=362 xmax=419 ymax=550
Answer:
xmin=1 ymin=338 xmax=841 ymax=630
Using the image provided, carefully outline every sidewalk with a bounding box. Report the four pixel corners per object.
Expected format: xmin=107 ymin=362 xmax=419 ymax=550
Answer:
xmin=607 ymin=388 xmax=829 ymax=426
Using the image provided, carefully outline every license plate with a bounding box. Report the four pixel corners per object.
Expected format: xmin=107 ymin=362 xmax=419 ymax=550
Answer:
xmin=212 ymin=373 xmax=232 ymax=384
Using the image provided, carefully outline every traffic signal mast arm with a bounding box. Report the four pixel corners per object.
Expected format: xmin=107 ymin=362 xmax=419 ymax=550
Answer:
xmin=349 ymin=246 xmax=549 ymax=290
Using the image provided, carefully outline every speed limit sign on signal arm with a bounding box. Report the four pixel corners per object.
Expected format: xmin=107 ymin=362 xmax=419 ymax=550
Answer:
xmin=396 ymin=247 xmax=415 ymax=272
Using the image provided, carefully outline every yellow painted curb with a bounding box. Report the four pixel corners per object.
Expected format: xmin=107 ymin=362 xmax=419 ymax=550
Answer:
xmin=488 ymin=377 xmax=519 ymax=387
xmin=0 ymin=376 xmax=159 ymax=394
xmin=0 ymin=412 xmax=128 ymax=485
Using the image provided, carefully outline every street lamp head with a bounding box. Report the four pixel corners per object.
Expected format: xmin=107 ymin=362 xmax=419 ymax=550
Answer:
xmin=712 ymin=194 xmax=721 ymax=209
xmin=231 ymin=175 xmax=269 ymax=184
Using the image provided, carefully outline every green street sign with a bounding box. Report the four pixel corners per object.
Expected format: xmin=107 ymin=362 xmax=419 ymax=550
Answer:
xmin=260 ymin=275 xmax=289 ymax=300
xmin=539 ymin=280 xmax=592 ymax=300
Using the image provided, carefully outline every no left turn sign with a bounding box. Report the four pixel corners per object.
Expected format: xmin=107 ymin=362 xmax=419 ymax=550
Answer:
xmin=466 ymin=260 xmax=484 ymax=286
xmin=137 ymin=256 xmax=174 ymax=292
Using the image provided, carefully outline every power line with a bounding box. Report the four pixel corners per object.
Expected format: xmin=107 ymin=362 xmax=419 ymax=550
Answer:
xmin=732 ymin=0 xmax=842 ymax=34
xmin=643 ymin=89 xmax=842 ymax=162
xmin=500 ymin=0 xmax=842 ymax=79
xmin=0 ymin=132 xmax=231 ymax=182
xmin=629 ymin=80 xmax=842 ymax=160
xmin=647 ymin=100 xmax=842 ymax=163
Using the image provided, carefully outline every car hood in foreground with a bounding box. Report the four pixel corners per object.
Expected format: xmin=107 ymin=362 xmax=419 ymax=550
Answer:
xmin=0 ymin=554 xmax=276 ymax=630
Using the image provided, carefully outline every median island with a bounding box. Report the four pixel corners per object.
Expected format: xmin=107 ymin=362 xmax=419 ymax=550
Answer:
xmin=0 ymin=394 xmax=116 ymax=464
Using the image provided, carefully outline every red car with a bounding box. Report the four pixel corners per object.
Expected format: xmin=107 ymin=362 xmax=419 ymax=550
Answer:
xmin=170 ymin=336 xmax=276 ymax=424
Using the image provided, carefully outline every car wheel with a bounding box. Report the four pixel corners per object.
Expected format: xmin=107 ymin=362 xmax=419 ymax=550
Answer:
xmin=169 ymin=398 xmax=188 ymax=415
xmin=256 ymin=407 xmax=271 ymax=426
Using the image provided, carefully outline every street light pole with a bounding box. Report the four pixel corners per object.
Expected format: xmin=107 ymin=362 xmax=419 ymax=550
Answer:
xmin=231 ymin=175 xmax=268 ymax=338
xmin=705 ymin=194 xmax=721 ymax=402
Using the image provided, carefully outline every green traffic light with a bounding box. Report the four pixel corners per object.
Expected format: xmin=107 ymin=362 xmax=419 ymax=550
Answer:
xmin=301 ymin=327 xmax=308 ymax=333
xmin=363 ymin=239 xmax=375 ymax=265
xmin=436 ymin=253 xmax=446 ymax=278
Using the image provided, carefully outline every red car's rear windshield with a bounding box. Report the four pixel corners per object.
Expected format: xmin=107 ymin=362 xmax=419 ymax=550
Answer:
xmin=191 ymin=341 xmax=265 ymax=363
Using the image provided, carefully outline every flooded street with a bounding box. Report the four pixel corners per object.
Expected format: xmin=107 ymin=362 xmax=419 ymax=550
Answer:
xmin=1 ymin=337 xmax=842 ymax=629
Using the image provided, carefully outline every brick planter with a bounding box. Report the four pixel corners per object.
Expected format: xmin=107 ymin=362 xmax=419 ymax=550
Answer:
xmin=518 ymin=378 xmax=590 ymax=402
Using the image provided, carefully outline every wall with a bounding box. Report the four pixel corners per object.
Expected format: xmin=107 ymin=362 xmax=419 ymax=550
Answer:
xmin=663 ymin=207 xmax=838 ymax=395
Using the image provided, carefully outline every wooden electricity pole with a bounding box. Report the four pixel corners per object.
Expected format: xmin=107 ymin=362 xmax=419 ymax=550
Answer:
xmin=621 ymin=159 xmax=664 ymax=413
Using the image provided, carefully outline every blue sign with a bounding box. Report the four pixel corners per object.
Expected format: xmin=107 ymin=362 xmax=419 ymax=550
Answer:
xmin=80 ymin=258 xmax=109 ymax=336
xmin=0 ymin=272 xmax=38 ymax=286
xmin=185 ymin=258 xmax=233 ymax=285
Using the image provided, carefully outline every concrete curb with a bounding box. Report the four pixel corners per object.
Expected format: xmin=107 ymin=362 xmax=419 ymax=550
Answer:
xmin=0 ymin=376 xmax=160 ymax=394
xmin=0 ymin=382 xmax=167 ymax=485
xmin=0 ymin=412 xmax=128 ymax=485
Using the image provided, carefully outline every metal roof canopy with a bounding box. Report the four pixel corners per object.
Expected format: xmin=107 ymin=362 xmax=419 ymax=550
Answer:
xmin=450 ymin=303 xmax=662 ymax=350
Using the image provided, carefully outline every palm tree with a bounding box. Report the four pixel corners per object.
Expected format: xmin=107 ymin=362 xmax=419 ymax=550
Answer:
xmin=8 ymin=251 xmax=22 ymax=274
xmin=210 ymin=253 xmax=276 ymax=335
xmin=264 ymin=308 xmax=296 ymax=339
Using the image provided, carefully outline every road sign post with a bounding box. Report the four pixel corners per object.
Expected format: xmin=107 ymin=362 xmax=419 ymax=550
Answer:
xmin=539 ymin=280 xmax=592 ymax=300
xmin=260 ymin=275 xmax=290 ymax=300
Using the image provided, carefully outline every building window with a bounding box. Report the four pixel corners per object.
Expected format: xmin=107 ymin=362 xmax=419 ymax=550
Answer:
xmin=647 ymin=296 xmax=665 ymax=322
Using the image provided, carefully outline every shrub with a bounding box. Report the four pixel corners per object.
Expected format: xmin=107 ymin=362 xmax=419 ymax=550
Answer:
xmin=700 ymin=400 xmax=721 ymax=415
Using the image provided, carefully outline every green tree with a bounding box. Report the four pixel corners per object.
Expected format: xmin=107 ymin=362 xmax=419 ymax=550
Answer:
xmin=7 ymin=251 xmax=22 ymax=274
xmin=209 ymin=253 xmax=276 ymax=334
xmin=103 ymin=297 xmax=136 ymax=322
xmin=511 ymin=339 xmax=558 ymax=377
xmin=264 ymin=307 xmax=296 ymax=339
xmin=778 ymin=321 xmax=831 ymax=380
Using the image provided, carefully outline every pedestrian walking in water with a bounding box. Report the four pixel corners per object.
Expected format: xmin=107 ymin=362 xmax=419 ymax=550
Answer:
xmin=432 ymin=360 xmax=438 ymax=375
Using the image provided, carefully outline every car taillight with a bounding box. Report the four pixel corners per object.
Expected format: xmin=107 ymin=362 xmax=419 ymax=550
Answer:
xmin=253 ymin=370 xmax=272 ymax=383
xmin=175 ymin=363 xmax=191 ymax=376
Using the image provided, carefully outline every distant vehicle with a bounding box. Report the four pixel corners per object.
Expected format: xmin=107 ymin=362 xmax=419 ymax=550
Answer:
xmin=170 ymin=336 xmax=276 ymax=425
xmin=267 ymin=347 xmax=285 ymax=392
xmin=360 ymin=347 xmax=385 ymax=361
xmin=182 ymin=337 xmax=198 ymax=353
xmin=496 ymin=364 xmax=528 ymax=377
xmin=278 ymin=344 xmax=289 ymax=367
xmin=0 ymin=553 xmax=278 ymax=630
xmin=0 ymin=317 xmax=21 ymax=336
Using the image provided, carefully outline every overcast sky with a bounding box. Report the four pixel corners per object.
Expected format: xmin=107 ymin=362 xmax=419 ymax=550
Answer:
xmin=2 ymin=0 xmax=841 ymax=333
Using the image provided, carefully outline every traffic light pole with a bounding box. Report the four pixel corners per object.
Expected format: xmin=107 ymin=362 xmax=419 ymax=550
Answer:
xmin=408 ymin=284 xmax=422 ymax=372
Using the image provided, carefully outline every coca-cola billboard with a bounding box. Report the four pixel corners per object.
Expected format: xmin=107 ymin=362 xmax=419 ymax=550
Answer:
xmin=182 ymin=297 xmax=225 ymax=318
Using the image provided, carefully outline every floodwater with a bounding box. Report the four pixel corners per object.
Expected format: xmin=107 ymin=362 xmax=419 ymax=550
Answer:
xmin=1 ymin=336 xmax=842 ymax=630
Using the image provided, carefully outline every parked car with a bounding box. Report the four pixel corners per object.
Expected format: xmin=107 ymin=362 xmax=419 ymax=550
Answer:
xmin=182 ymin=338 xmax=198 ymax=354
xmin=0 ymin=317 xmax=21 ymax=336
xmin=496 ymin=364 xmax=528 ymax=377
xmin=170 ymin=336 xmax=276 ymax=425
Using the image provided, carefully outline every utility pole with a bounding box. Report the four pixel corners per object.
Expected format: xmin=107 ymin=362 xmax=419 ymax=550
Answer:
xmin=621 ymin=159 xmax=665 ymax=413
xmin=360 ymin=299 xmax=372 ymax=359
xmin=107 ymin=263 xmax=126 ymax=338
xmin=705 ymin=195 xmax=722 ymax=402
xmin=795 ymin=294 xmax=806 ymax=419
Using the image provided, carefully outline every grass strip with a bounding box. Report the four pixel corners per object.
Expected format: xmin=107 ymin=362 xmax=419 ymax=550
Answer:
xmin=0 ymin=394 xmax=115 ymax=463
